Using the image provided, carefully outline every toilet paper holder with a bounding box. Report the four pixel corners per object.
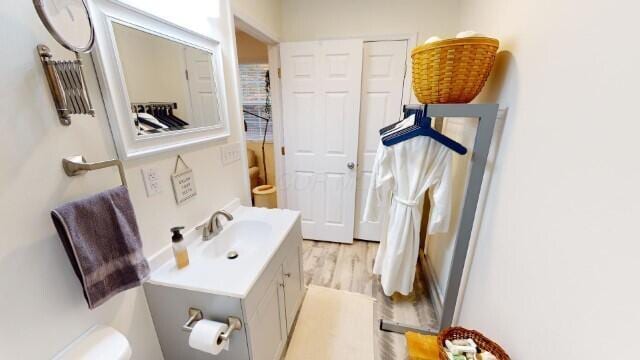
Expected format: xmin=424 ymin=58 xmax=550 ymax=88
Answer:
xmin=182 ymin=308 xmax=242 ymax=344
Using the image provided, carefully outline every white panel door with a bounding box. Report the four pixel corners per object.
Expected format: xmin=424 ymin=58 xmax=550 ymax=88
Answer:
xmin=354 ymin=40 xmax=408 ymax=241
xmin=280 ymin=40 xmax=363 ymax=243
xmin=184 ymin=46 xmax=219 ymax=128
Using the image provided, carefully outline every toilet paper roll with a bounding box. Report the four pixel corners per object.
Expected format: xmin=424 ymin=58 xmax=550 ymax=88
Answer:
xmin=188 ymin=319 xmax=229 ymax=355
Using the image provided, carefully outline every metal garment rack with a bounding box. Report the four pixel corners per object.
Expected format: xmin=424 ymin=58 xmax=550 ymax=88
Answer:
xmin=380 ymin=103 xmax=499 ymax=335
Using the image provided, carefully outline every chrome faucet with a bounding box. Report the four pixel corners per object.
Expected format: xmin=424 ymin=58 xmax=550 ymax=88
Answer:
xmin=197 ymin=210 xmax=234 ymax=241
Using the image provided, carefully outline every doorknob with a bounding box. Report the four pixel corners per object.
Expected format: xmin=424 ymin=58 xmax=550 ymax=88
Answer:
xmin=347 ymin=162 xmax=355 ymax=170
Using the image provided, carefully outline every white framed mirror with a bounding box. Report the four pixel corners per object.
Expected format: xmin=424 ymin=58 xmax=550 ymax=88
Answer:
xmin=90 ymin=0 xmax=230 ymax=159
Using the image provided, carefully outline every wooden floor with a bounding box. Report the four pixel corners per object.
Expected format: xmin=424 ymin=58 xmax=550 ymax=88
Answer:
xmin=302 ymin=239 xmax=437 ymax=360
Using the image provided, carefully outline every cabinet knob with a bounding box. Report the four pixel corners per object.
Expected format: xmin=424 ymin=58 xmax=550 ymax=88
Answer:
xmin=284 ymin=272 xmax=291 ymax=278
xmin=279 ymin=282 xmax=285 ymax=288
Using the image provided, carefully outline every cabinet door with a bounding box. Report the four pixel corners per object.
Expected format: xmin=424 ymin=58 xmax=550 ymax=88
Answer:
xmin=248 ymin=272 xmax=287 ymax=360
xmin=283 ymin=244 xmax=304 ymax=333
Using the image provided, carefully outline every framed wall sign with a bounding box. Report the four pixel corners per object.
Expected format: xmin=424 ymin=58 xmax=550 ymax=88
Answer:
xmin=171 ymin=155 xmax=197 ymax=205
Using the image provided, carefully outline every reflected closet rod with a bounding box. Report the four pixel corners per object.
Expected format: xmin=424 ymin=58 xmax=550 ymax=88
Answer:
xmin=131 ymin=102 xmax=177 ymax=109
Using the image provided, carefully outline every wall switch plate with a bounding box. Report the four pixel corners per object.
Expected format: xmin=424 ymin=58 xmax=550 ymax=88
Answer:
xmin=141 ymin=167 xmax=162 ymax=197
xmin=221 ymin=142 xmax=242 ymax=165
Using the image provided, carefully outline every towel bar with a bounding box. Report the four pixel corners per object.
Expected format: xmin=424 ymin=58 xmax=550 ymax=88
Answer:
xmin=182 ymin=308 xmax=242 ymax=345
xmin=62 ymin=155 xmax=127 ymax=187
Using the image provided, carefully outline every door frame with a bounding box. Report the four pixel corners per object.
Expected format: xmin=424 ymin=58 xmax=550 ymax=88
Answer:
xmin=232 ymin=13 xmax=285 ymax=207
xmin=267 ymin=45 xmax=286 ymax=208
xmin=274 ymin=34 xmax=417 ymax=210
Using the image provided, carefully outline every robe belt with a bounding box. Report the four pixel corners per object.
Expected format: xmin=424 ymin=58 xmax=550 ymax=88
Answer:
xmin=392 ymin=195 xmax=418 ymax=207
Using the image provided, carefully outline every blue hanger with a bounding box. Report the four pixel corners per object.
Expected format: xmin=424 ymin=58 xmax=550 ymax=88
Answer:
xmin=381 ymin=106 xmax=468 ymax=155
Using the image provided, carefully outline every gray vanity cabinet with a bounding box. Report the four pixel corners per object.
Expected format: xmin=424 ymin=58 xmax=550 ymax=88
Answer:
xmin=145 ymin=218 xmax=304 ymax=360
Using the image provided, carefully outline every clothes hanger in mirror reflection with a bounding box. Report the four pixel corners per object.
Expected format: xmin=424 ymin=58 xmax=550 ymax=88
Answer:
xmin=151 ymin=105 xmax=180 ymax=129
xmin=167 ymin=107 xmax=188 ymax=127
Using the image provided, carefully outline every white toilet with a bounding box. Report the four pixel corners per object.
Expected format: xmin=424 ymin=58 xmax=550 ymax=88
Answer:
xmin=54 ymin=325 xmax=132 ymax=360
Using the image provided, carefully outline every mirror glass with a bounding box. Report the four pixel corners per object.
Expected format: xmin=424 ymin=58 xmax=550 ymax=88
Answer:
xmin=112 ymin=22 xmax=221 ymax=137
xmin=35 ymin=0 xmax=94 ymax=52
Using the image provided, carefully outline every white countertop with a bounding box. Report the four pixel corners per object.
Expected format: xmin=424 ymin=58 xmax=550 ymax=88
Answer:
xmin=146 ymin=206 xmax=299 ymax=298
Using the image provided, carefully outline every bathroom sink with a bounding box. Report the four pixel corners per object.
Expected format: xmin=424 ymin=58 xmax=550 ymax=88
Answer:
xmin=147 ymin=206 xmax=299 ymax=298
xmin=202 ymin=220 xmax=273 ymax=260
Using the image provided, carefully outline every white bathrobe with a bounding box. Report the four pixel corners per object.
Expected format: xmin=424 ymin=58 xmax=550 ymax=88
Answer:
xmin=363 ymin=134 xmax=453 ymax=296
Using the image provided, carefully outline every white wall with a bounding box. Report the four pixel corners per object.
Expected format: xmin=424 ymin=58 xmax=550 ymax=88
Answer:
xmin=280 ymin=0 xmax=461 ymax=42
xmin=454 ymin=1 xmax=640 ymax=358
xmin=0 ymin=0 xmax=248 ymax=358
xmin=232 ymin=0 xmax=282 ymax=41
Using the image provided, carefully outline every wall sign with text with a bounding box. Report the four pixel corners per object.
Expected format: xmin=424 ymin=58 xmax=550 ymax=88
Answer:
xmin=171 ymin=155 xmax=197 ymax=205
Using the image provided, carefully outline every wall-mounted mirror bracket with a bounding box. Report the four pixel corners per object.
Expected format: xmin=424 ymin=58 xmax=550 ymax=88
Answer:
xmin=37 ymin=44 xmax=95 ymax=126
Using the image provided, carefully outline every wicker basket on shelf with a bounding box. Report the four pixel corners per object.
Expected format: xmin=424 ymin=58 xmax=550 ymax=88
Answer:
xmin=411 ymin=37 xmax=499 ymax=104
xmin=438 ymin=327 xmax=510 ymax=360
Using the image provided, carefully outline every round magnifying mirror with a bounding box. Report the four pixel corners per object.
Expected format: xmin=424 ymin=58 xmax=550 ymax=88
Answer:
xmin=34 ymin=0 xmax=95 ymax=53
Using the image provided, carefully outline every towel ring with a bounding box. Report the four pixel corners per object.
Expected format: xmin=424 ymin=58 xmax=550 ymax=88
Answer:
xmin=62 ymin=155 xmax=127 ymax=187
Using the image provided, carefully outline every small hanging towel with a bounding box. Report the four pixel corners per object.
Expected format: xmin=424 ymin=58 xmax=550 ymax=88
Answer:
xmin=51 ymin=186 xmax=149 ymax=309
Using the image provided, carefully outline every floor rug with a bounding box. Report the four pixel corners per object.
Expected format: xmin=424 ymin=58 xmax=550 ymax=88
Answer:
xmin=285 ymin=285 xmax=375 ymax=360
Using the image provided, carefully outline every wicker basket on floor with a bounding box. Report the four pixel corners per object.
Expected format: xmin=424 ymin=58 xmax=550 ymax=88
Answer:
xmin=411 ymin=37 xmax=499 ymax=104
xmin=438 ymin=327 xmax=510 ymax=360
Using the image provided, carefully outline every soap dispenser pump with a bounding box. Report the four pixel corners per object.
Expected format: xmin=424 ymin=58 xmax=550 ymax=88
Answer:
xmin=171 ymin=226 xmax=189 ymax=269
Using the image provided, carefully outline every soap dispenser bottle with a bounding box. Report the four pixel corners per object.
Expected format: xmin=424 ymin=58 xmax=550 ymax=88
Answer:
xmin=171 ymin=226 xmax=189 ymax=269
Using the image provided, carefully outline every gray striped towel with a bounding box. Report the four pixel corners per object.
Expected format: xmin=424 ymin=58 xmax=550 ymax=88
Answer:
xmin=51 ymin=186 xmax=149 ymax=309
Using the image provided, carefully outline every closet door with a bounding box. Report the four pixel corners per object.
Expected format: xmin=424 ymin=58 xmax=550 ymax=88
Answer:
xmin=280 ymin=40 xmax=363 ymax=243
xmin=354 ymin=40 xmax=408 ymax=241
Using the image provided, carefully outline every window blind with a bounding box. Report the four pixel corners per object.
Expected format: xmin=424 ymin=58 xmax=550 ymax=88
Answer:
xmin=240 ymin=64 xmax=272 ymax=142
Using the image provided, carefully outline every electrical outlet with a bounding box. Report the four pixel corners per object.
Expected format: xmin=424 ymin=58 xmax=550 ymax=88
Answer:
xmin=141 ymin=167 xmax=162 ymax=197
xmin=221 ymin=142 xmax=242 ymax=165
